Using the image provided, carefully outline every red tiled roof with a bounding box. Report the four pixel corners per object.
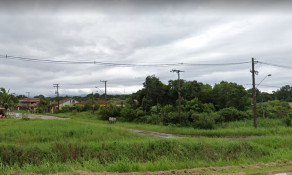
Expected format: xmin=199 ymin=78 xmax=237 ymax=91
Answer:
xmin=19 ymin=98 xmax=40 ymax=103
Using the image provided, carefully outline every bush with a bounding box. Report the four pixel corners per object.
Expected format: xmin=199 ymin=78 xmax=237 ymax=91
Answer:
xmin=192 ymin=113 xmax=215 ymax=129
xmin=139 ymin=114 xmax=160 ymax=124
xmin=99 ymin=105 xmax=121 ymax=120
xmin=61 ymin=105 xmax=71 ymax=113
xmin=120 ymin=106 xmax=137 ymax=121
xmin=160 ymin=105 xmax=176 ymax=124
xmin=283 ymin=117 xmax=292 ymax=127
xmin=75 ymin=105 xmax=85 ymax=112
xmin=84 ymin=102 xmax=100 ymax=112
xmin=150 ymin=105 xmax=161 ymax=115
xmin=35 ymin=107 xmax=43 ymax=113
xmin=258 ymin=100 xmax=291 ymax=118
xmin=218 ymin=107 xmax=250 ymax=122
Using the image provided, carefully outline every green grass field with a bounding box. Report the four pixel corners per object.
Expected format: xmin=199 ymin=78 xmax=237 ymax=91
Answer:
xmin=0 ymin=112 xmax=292 ymax=174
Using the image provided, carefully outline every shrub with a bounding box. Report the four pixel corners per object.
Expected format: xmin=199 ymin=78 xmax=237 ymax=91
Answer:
xmin=283 ymin=117 xmax=292 ymax=126
xmin=218 ymin=107 xmax=250 ymax=122
xmin=139 ymin=114 xmax=160 ymax=124
xmin=120 ymin=106 xmax=137 ymax=121
xmin=99 ymin=105 xmax=121 ymax=120
xmin=61 ymin=105 xmax=71 ymax=113
xmin=201 ymin=103 xmax=216 ymax=113
xmin=75 ymin=105 xmax=85 ymax=112
xmin=84 ymin=102 xmax=100 ymax=111
xmin=160 ymin=105 xmax=176 ymax=124
xmin=22 ymin=113 xmax=30 ymax=120
xmin=192 ymin=113 xmax=215 ymax=129
xmin=150 ymin=105 xmax=161 ymax=115
xmin=258 ymin=100 xmax=291 ymax=118
xmin=161 ymin=112 xmax=177 ymax=125
xmin=35 ymin=107 xmax=43 ymax=113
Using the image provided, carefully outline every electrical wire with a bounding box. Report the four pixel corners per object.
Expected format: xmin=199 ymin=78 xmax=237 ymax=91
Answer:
xmin=257 ymin=61 xmax=292 ymax=70
xmin=245 ymin=84 xmax=282 ymax=89
xmin=0 ymin=54 xmax=250 ymax=67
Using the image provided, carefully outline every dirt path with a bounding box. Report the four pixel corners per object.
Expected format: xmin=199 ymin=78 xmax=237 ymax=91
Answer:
xmin=128 ymin=129 xmax=254 ymax=140
xmin=27 ymin=114 xmax=70 ymax=120
xmin=129 ymin=129 xmax=179 ymax=138
xmin=50 ymin=161 xmax=292 ymax=175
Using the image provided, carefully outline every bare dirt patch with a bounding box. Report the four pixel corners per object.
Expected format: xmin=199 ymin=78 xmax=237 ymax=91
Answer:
xmin=27 ymin=114 xmax=70 ymax=120
xmin=129 ymin=129 xmax=179 ymax=138
xmin=48 ymin=161 xmax=292 ymax=175
xmin=128 ymin=129 xmax=253 ymax=140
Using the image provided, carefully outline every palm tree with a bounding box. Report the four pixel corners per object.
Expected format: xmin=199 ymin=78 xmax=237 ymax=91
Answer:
xmin=0 ymin=87 xmax=17 ymax=116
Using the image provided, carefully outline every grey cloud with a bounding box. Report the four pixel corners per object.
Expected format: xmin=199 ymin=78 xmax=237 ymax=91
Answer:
xmin=1 ymin=1 xmax=292 ymax=96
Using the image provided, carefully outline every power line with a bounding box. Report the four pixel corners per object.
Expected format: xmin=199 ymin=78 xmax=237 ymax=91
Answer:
xmin=245 ymin=84 xmax=282 ymax=89
xmin=257 ymin=61 xmax=292 ymax=70
xmin=0 ymin=54 xmax=250 ymax=67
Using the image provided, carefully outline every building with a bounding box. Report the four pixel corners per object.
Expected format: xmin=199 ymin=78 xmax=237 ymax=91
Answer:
xmin=50 ymin=98 xmax=78 ymax=112
xmin=76 ymin=100 xmax=106 ymax=107
xmin=18 ymin=98 xmax=40 ymax=110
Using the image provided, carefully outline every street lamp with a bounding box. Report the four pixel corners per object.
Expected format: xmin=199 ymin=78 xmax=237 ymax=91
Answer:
xmin=256 ymin=74 xmax=272 ymax=88
xmin=257 ymin=74 xmax=272 ymax=119
xmin=253 ymin=74 xmax=272 ymax=128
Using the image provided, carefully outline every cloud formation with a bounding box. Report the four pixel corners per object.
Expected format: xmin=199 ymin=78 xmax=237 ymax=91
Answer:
xmin=0 ymin=0 xmax=292 ymax=96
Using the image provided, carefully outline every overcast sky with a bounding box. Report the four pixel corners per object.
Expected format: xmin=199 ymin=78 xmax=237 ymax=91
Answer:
xmin=0 ymin=0 xmax=292 ymax=97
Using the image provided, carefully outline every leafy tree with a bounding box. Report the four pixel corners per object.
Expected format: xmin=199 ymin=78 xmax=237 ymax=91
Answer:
xmin=247 ymin=89 xmax=274 ymax=103
xmin=34 ymin=94 xmax=45 ymax=99
xmin=181 ymin=80 xmax=202 ymax=100
xmin=0 ymin=87 xmax=18 ymax=115
xmin=143 ymin=75 xmax=168 ymax=106
xmin=16 ymin=95 xmax=26 ymax=99
xmin=274 ymin=85 xmax=292 ymax=101
xmin=217 ymin=107 xmax=250 ymax=122
xmin=37 ymin=97 xmax=50 ymax=113
xmin=257 ymin=100 xmax=291 ymax=118
xmin=131 ymin=89 xmax=147 ymax=108
xmin=258 ymin=92 xmax=274 ymax=102
xmin=213 ymin=81 xmax=250 ymax=111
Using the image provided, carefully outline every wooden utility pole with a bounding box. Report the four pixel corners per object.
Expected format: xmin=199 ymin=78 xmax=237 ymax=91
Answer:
xmin=53 ymin=84 xmax=60 ymax=111
xmin=251 ymin=58 xmax=257 ymax=128
xmin=171 ymin=69 xmax=184 ymax=124
xmin=92 ymin=91 xmax=94 ymax=113
xmin=100 ymin=80 xmax=107 ymax=106
xmin=26 ymin=92 xmax=30 ymax=111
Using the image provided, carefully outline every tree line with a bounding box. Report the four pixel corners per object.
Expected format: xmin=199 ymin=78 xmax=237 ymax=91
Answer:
xmin=99 ymin=75 xmax=292 ymax=128
xmin=1 ymin=75 xmax=292 ymax=127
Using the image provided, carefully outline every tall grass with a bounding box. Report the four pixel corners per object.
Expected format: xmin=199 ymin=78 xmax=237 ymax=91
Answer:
xmin=48 ymin=111 xmax=292 ymax=137
xmin=1 ymin=115 xmax=291 ymax=174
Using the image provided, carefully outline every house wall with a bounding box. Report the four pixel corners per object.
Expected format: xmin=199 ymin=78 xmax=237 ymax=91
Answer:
xmin=60 ymin=99 xmax=78 ymax=107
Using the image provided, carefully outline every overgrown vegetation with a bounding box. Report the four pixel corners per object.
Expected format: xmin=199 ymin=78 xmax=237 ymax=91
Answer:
xmin=0 ymin=119 xmax=292 ymax=174
xmin=1 ymin=75 xmax=292 ymax=174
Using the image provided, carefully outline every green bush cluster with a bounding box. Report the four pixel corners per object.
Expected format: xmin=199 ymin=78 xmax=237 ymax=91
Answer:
xmin=192 ymin=113 xmax=217 ymax=129
xmin=258 ymin=100 xmax=291 ymax=118
xmin=99 ymin=105 xmax=121 ymax=120
xmin=217 ymin=107 xmax=251 ymax=122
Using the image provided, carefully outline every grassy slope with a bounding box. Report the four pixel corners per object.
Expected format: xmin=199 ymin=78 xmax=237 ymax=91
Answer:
xmin=50 ymin=111 xmax=292 ymax=137
xmin=1 ymin=112 xmax=292 ymax=174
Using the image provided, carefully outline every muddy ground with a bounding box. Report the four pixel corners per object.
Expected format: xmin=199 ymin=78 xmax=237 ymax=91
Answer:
xmin=48 ymin=161 xmax=292 ymax=175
